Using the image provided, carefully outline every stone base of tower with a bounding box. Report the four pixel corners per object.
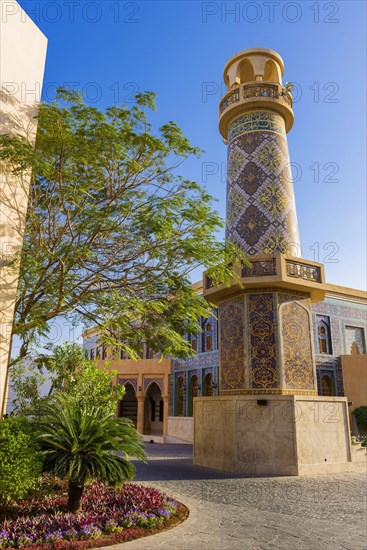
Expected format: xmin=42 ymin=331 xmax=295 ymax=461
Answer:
xmin=193 ymin=395 xmax=362 ymax=476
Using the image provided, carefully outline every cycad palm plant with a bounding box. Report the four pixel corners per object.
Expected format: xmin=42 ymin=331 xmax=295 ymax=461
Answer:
xmin=32 ymin=393 xmax=147 ymax=513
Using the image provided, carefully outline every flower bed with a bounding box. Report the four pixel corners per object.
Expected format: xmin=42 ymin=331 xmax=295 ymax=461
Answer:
xmin=0 ymin=478 xmax=185 ymax=549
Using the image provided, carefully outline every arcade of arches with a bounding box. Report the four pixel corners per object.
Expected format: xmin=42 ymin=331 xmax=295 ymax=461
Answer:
xmin=118 ymin=380 xmax=168 ymax=437
xmin=95 ymin=356 xmax=171 ymax=438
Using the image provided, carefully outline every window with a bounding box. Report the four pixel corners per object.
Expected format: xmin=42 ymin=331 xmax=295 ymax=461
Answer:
xmin=89 ymin=349 xmax=95 ymax=360
xmin=345 ymin=326 xmax=366 ymax=354
xmin=177 ymin=377 xmax=184 ymax=417
xmin=96 ymin=346 xmax=101 ymax=359
xmin=203 ymin=321 xmax=213 ymax=352
xmin=189 ymin=375 xmax=198 ymax=417
xmin=190 ymin=334 xmax=198 ymax=353
xmin=102 ymin=345 xmax=107 ymax=360
xmin=316 ymin=315 xmax=332 ymax=355
xmin=159 ymin=400 xmax=164 ymax=422
xmin=321 ymin=374 xmax=334 ymax=396
xmin=204 ymin=373 xmax=213 ymax=396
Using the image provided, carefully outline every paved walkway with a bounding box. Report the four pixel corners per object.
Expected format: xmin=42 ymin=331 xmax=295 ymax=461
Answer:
xmin=100 ymin=443 xmax=367 ymax=550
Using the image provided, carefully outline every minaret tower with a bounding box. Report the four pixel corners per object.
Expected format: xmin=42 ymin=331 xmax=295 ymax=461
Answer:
xmin=195 ymin=48 xmax=355 ymax=477
xmin=221 ymin=48 xmax=300 ymax=257
xmin=204 ymin=48 xmax=326 ymax=397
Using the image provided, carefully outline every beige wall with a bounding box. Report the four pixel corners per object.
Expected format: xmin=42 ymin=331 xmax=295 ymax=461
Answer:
xmin=194 ymin=395 xmax=358 ymax=475
xmin=167 ymin=416 xmax=194 ymax=443
xmin=341 ymin=355 xmax=367 ymax=434
xmin=0 ymin=1 xmax=47 ymax=416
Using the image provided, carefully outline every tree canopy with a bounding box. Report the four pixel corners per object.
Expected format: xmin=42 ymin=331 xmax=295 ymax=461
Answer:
xmin=0 ymin=89 xmax=243 ymax=365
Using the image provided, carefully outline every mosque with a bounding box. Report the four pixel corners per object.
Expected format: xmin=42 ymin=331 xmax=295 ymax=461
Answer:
xmin=83 ymin=48 xmax=367 ymax=474
xmin=1 ymin=2 xmax=365 ymax=471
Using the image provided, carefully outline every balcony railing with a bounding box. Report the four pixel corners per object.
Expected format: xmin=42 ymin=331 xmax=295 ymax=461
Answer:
xmin=219 ymin=83 xmax=292 ymax=114
xmin=286 ymin=260 xmax=321 ymax=283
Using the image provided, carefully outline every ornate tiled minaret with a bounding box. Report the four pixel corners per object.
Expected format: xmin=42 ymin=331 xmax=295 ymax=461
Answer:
xmin=221 ymin=48 xmax=300 ymax=257
xmin=204 ymin=48 xmax=326 ymax=396
xmin=196 ymin=49 xmax=354 ymax=477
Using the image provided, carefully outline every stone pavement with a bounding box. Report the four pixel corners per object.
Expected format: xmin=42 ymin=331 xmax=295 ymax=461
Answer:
xmin=99 ymin=443 xmax=367 ymax=550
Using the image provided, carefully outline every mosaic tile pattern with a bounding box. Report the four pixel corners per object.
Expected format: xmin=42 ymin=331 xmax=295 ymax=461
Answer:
xmin=118 ymin=378 xmax=137 ymax=392
xmin=144 ymin=377 xmax=163 ymax=393
xmin=219 ymin=296 xmax=246 ymax=391
xmin=248 ymin=293 xmax=278 ymax=389
xmin=280 ymin=300 xmax=316 ymax=391
xmin=226 ymin=111 xmax=300 ymax=256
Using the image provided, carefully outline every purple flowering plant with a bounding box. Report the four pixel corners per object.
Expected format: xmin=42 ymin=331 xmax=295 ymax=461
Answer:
xmin=0 ymin=478 xmax=177 ymax=548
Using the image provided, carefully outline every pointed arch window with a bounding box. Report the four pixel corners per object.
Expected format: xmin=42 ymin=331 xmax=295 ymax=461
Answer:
xmin=189 ymin=333 xmax=198 ymax=353
xmin=203 ymin=321 xmax=214 ymax=352
xmin=176 ymin=377 xmax=184 ymax=417
xmin=321 ymin=374 xmax=334 ymax=396
xmin=317 ymin=316 xmax=332 ymax=355
xmin=204 ymin=373 xmax=213 ymax=396
xmin=189 ymin=375 xmax=198 ymax=417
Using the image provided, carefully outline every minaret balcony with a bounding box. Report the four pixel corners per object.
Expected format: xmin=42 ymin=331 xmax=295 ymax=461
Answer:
xmin=203 ymin=253 xmax=326 ymax=304
xmin=219 ymin=82 xmax=294 ymax=139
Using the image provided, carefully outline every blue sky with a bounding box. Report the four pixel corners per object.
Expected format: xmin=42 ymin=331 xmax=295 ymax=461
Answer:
xmin=21 ymin=0 xmax=366 ymax=293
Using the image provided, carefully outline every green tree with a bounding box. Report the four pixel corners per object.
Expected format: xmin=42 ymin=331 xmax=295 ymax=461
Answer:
xmin=0 ymin=88 xmax=244 ymax=369
xmin=11 ymin=343 xmax=124 ymax=415
xmin=0 ymin=416 xmax=43 ymax=516
xmin=9 ymin=360 xmax=46 ymax=415
xmin=32 ymin=393 xmax=147 ymax=513
xmin=352 ymin=406 xmax=367 ymax=431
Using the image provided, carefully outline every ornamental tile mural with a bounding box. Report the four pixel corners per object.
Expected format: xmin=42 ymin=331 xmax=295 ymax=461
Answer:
xmin=248 ymin=293 xmax=278 ymax=389
xmin=219 ymin=296 xmax=246 ymax=391
xmin=226 ymin=111 xmax=300 ymax=256
xmin=236 ymin=204 xmax=270 ymax=246
xmin=280 ymin=300 xmax=316 ymax=391
xmin=238 ymin=161 xmax=267 ymax=195
xmin=144 ymin=377 xmax=163 ymax=393
xmin=118 ymin=378 xmax=137 ymax=392
xmin=259 ymin=181 xmax=287 ymax=217
xmin=228 ymin=110 xmax=286 ymax=142
xmin=257 ymin=141 xmax=284 ymax=174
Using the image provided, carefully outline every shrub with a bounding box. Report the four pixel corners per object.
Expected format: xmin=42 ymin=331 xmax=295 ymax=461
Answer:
xmin=32 ymin=392 xmax=146 ymax=512
xmin=352 ymin=406 xmax=367 ymax=431
xmin=0 ymin=416 xmax=43 ymax=516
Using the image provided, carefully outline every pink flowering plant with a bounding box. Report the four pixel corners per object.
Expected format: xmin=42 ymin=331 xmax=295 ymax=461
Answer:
xmin=0 ymin=479 xmax=177 ymax=548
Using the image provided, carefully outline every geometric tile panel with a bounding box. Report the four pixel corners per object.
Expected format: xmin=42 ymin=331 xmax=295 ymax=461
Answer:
xmin=219 ymin=296 xmax=246 ymax=391
xmin=280 ymin=299 xmax=316 ymax=391
xmin=226 ymin=110 xmax=301 ymax=256
xmin=248 ymin=293 xmax=278 ymax=389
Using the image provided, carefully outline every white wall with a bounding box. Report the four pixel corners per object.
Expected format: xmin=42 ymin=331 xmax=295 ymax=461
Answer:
xmin=0 ymin=1 xmax=47 ymax=416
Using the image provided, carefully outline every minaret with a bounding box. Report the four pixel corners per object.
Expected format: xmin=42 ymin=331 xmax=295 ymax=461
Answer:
xmin=195 ymin=49 xmax=354 ymax=477
xmin=220 ymin=48 xmax=300 ymax=257
xmin=204 ymin=48 xmax=326 ymax=397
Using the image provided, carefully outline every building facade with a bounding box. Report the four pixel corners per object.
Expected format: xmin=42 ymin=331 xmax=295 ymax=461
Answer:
xmin=83 ymin=281 xmax=367 ymax=441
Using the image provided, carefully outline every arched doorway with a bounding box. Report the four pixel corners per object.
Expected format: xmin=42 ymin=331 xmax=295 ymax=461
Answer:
xmin=144 ymin=382 xmax=163 ymax=435
xmin=189 ymin=375 xmax=198 ymax=416
xmin=119 ymin=383 xmax=138 ymax=426
xmin=321 ymin=375 xmax=334 ymax=396
xmin=204 ymin=373 xmax=213 ymax=396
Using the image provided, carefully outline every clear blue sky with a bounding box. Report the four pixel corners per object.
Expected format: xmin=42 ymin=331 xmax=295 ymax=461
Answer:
xmin=21 ymin=0 xmax=366 ymax=292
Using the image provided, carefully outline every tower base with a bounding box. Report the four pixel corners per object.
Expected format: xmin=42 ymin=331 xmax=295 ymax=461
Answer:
xmin=193 ymin=395 xmax=362 ymax=475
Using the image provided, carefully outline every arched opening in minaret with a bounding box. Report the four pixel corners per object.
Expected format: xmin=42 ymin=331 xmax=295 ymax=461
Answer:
xmin=236 ymin=59 xmax=255 ymax=84
xmin=264 ymin=59 xmax=279 ymax=83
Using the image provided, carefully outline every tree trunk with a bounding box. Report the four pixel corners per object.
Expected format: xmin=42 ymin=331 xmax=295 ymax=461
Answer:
xmin=67 ymin=480 xmax=84 ymax=513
